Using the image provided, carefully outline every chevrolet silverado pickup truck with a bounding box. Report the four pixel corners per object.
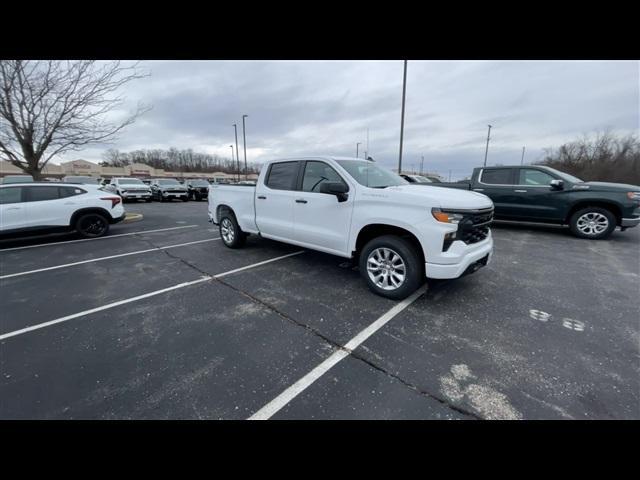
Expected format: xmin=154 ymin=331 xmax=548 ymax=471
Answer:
xmin=208 ymin=156 xmax=495 ymax=299
xmin=420 ymin=165 xmax=640 ymax=240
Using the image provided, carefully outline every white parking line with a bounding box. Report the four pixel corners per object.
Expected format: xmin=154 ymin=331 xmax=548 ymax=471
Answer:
xmin=248 ymin=284 xmax=428 ymax=420
xmin=0 ymin=225 xmax=198 ymax=252
xmin=0 ymin=238 xmax=220 ymax=280
xmin=0 ymin=250 xmax=305 ymax=341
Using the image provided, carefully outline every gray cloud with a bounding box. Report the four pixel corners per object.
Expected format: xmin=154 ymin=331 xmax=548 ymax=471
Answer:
xmin=58 ymin=60 xmax=639 ymax=180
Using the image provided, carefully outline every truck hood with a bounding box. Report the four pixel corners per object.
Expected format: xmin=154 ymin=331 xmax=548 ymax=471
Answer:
xmin=575 ymin=181 xmax=640 ymax=192
xmin=383 ymin=185 xmax=493 ymax=210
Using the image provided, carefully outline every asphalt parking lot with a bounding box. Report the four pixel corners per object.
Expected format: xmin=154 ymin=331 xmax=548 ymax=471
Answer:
xmin=1 ymin=200 xmax=638 ymax=419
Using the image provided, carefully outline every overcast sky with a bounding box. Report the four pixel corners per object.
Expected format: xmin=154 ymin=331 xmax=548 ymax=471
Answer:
xmin=57 ymin=60 xmax=639 ymax=180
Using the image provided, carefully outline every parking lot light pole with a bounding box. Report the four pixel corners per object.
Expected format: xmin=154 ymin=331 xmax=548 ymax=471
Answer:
xmin=483 ymin=124 xmax=492 ymax=167
xmin=356 ymin=142 xmax=361 ymax=158
xmin=242 ymin=115 xmax=248 ymax=181
xmin=229 ymin=145 xmax=235 ymax=181
xmin=233 ymin=123 xmax=240 ymax=181
xmin=521 ymin=146 xmax=526 ymax=165
xmin=420 ymin=155 xmax=424 ymax=175
xmin=398 ymin=60 xmax=408 ymax=174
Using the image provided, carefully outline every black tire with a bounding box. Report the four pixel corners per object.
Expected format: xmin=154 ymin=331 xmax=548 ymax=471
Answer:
xmin=219 ymin=211 xmax=246 ymax=248
xmin=75 ymin=213 xmax=110 ymax=238
xmin=182 ymin=196 xmax=189 ymax=202
xmin=359 ymin=235 xmax=423 ymax=300
xmin=569 ymin=207 xmax=616 ymax=240
xmin=146 ymin=197 xmax=152 ymax=203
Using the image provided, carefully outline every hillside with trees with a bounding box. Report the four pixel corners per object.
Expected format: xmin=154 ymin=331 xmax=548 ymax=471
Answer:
xmin=536 ymin=131 xmax=639 ymax=185
xmin=100 ymin=148 xmax=262 ymax=174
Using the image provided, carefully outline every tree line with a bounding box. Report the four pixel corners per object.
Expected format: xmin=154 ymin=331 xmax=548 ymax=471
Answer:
xmin=100 ymin=148 xmax=262 ymax=174
xmin=535 ymin=131 xmax=639 ymax=184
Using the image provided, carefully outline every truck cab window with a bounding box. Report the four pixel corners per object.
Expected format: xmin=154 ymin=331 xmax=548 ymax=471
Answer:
xmin=480 ymin=168 xmax=513 ymax=185
xmin=302 ymin=161 xmax=345 ymax=192
xmin=519 ymin=169 xmax=555 ymax=186
xmin=266 ymin=161 xmax=299 ymax=190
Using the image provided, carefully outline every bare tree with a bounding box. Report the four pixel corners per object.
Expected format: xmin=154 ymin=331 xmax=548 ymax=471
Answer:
xmin=0 ymin=60 xmax=150 ymax=179
xmin=537 ymin=131 xmax=639 ymax=184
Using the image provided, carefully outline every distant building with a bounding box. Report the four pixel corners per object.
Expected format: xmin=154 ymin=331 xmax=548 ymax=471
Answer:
xmin=0 ymin=159 xmax=258 ymax=182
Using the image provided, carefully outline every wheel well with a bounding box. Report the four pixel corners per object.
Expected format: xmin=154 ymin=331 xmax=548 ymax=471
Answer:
xmin=567 ymin=202 xmax=622 ymax=225
xmin=70 ymin=208 xmax=111 ymax=227
xmin=354 ymin=224 xmax=425 ymax=263
xmin=216 ymin=204 xmax=235 ymax=221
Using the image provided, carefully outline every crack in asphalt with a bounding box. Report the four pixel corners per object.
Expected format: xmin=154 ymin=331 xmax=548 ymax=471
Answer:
xmin=134 ymin=232 xmax=481 ymax=420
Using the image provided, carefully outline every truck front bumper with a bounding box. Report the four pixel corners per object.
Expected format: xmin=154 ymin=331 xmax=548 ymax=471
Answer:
xmin=621 ymin=217 xmax=640 ymax=228
xmin=425 ymin=236 xmax=493 ymax=279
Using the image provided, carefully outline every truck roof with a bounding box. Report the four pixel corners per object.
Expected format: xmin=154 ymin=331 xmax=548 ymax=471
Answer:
xmin=264 ymin=156 xmax=364 ymax=163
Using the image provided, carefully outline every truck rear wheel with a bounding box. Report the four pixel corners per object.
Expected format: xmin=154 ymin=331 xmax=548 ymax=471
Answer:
xmin=359 ymin=235 xmax=423 ymax=300
xmin=219 ymin=212 xmax=246 ymax=248
xmin=569 ymin=207 xmax=616 ymax=239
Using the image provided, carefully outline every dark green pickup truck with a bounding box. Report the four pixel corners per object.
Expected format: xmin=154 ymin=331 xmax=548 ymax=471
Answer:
xmin=418 ymin=165 xmax=640 ymax=239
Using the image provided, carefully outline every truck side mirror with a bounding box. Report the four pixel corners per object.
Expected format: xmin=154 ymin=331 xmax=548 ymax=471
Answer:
xmin=550 ymin=179 xmax=564 ymax=190
xmin=319 ymin=182 xmax=349 ymax=202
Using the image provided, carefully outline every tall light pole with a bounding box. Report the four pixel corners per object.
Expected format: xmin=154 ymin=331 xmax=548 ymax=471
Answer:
xmin=356 ymin=142 xmax=361 ymax=158
xmin=398 ymin=60 xmax=408 ymax=174
xmin=229 ymin=145 xmax=235 ymax=181
xmin=242 ymin=114 xmax=248 ymax=180
xmin=365 ymin=128 xmax=369 ymax=160
xmin=233 ymin=123 xmax=240 ymax=182
xmin=521 ymin=146 xmax=526 ymax=165
xmin=420 ymin=155 xmax=424 ymax=175
xmin=483 ymin=124 xmax=492 ymax=167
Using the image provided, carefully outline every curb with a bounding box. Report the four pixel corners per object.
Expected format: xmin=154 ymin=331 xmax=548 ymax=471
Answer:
xmin=123 ymin=213 xmax=144 ymax=224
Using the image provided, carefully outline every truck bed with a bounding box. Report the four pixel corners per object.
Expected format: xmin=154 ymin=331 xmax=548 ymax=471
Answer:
xmin=208 ymin=184 xmax=258 ymax=232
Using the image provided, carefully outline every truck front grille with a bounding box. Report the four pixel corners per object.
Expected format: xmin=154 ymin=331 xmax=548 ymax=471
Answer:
xmin=442 ymin=207 xmax=494 ymax=251
xmin=459 ymin=208 xmax=493 ymax=244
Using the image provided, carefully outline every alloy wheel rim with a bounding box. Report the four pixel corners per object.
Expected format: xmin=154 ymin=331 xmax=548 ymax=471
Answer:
xmin=221 ymin=218 xmax=235 ymax=243
xmin=577 ymin=212 xmax=608 ymax=235
xmin=82 ymin=217 xmax=106 ymax=236
xmin=366 ymin=247 xmax=406 ymax=290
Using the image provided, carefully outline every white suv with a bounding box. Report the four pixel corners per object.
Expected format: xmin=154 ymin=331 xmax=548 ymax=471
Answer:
xmin=105 ymin=177 xmax=152 ymax=202
xmin=0 ymin=183 xmax=125 ymax=239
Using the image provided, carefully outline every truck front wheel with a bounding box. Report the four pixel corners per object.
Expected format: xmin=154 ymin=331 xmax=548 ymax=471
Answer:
xmin=359 ymin=235 xmax=423 ymax=300
xmin=569 ymin=207 xmax=616 ymax=239
xmin=219 ymin=212 xmax=246 ymax=248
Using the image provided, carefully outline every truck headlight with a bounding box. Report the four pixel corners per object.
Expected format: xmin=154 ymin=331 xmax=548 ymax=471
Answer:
xmin=627 ymin=191 xmax=640 ymax=200
xmin=432 ymin=208 xmax=464 ymax=224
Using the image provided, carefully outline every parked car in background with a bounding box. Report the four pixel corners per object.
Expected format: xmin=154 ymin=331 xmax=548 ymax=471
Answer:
xmin=430 ymin=165 xmax=640 ymax=239
xmin=184 ymin=179 xmax=210 ymax=201
xmin=0 ymin=182 xmax=125 ymax=239
xmin=1 ymin=175 xmax=34 ymax=184
xmin=104 ymin=177 xmax=152 ymax=202
xmin=62 ymin=175 xmax=101 ymax=185
xmin=401 ymin=174 xmax=437 ymax=184
xmin=209 ymin=156 xmax=494 ymax=299
xmin=150 ymin=178 xmax=189 ymax=202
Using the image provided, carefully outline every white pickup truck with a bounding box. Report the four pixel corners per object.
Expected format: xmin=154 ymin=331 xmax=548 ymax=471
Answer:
xmin=208 ymin=157 xmax=494 ymax=299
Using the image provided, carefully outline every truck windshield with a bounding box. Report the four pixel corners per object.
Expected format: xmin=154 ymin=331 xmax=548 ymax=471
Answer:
xmin=337 ymin=160 xmax=407 ymax=188
xmin=189 ymin=180 xmax=209 ymax=186
xmin=157 ymin=179 xmax=181 ymax=185
xmin=119 ymin=179 xmax=145 ymax=185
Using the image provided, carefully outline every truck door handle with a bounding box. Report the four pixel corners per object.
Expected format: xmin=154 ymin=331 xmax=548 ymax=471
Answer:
xmin=295 ymin=199 xmax=308 ymax=204
xmin=514 ymin=189 xmax=527 ymax=193
xmin=257 ymin=195 xmax=266 ymax=200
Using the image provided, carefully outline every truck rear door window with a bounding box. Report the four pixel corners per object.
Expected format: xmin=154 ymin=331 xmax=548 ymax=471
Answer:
xmin=266 ymin=162 xmax=299 ymax=190
xmin=480 ymin=169 xmax=513 ymax=185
